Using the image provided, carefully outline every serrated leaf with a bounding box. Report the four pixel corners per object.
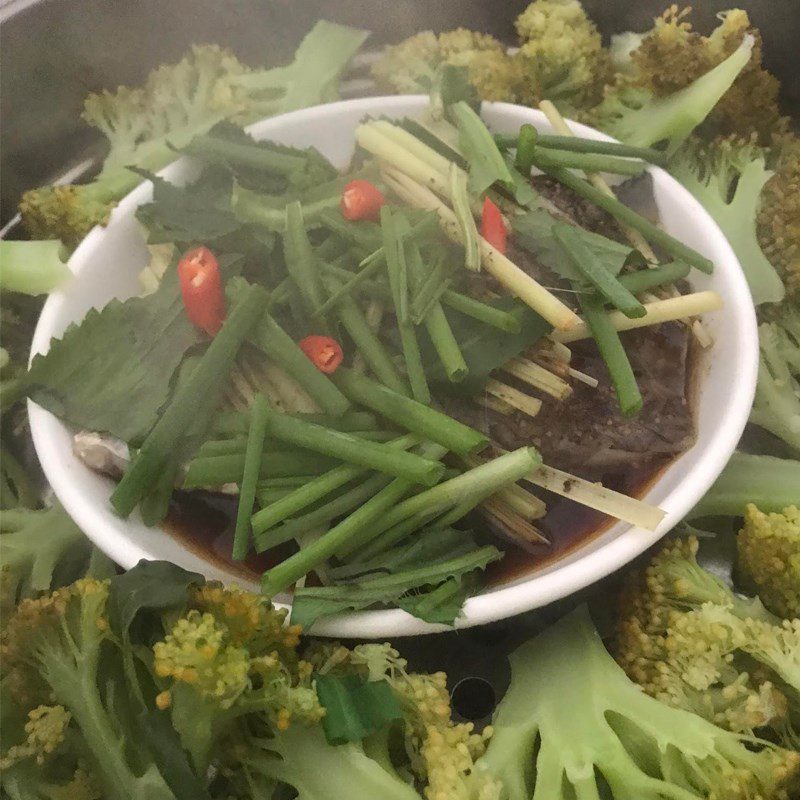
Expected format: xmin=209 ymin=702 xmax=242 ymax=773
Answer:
xmin=26 ymin=261 xmax=202 ymax=442
xmin=513 ymin=208 xmax=643 ymax=282
xmin=134 ymin=165 xmax=241 ymax=244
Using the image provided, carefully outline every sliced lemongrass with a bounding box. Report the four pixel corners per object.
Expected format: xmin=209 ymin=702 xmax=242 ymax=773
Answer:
xmin=493 ymin=483 xmax=547 ymax=521
xmin=568 ymin=367 xmax=600 ymax=388
xmin=357 ymin=124 xmax=450 ymax=199
xmin=370 ymin=120 xmax=454 ymax=180
xmin=484 ymin=379 xmax=542 ymax=418
xmin=527 ymin=464 xmax=665 ymax=531
xmin=501 ymin=357 xmax=572 ymax=400
xmin=476 ymin=394 xmax=515 ymax=415
xmin=381 ymin=166 xmax=582 ymax=331
xmin=259 ymin=358 xmax=319 ymax=414
xmin=552 ymin=291 xmax=723 ymax=344
xmin=480 ymin=497 xmax=549 ymax=544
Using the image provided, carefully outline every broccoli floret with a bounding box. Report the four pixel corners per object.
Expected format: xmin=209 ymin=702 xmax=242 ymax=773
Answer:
xmin=758 ymin=135 xmax=800 ymax=299
xmin=738 ymin=504 xmax=800 ymax=619
xmin=750 ymin=306 xmax=800 ymax=453
xmin=371 ymin=28 xmax=526 ymax=103
xmin=615 ymin=536 xmax=800 ymax=747
xmin=669 ymin=136 xmax=785 ymax=305
xmin=0 ymin=504 xmax=111 ymax=623
xmin=513 ymin=0 xmax=611 ymax=109
xmin=0 ymin=579 xmax=175 ymax=800
xmin=20 ymin=22 xmax=368 ymax=248
xmin=587 ymin=31 xmax=753 ymax=153
xmin=476 ymin=604 xmax=800 ymax=799
xmin=152 ymin=585 xmax=320 ymax=773
xmin=622 ymin=8 xmax=786 ymax=144
xmin=307 ymin=642 xmax=499 ymax=800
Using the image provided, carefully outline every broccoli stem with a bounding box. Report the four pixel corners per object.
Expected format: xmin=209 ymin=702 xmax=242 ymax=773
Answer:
xmin=689 ymin=452 xmax=800 ymax=518
xmin=0 ymin=241 xmax=69 ymax=295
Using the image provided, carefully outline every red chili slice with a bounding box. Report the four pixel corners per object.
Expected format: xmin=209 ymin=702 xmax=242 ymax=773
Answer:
xmin=340 ymin=179 xmax=386 ymax=222
xmin=177 ymin=246 xmax=226 ymax=336
xmin=480 ymin=196 xmax=508 ymax=254
xmin=298 ymin=335 xmax=344 ymax=374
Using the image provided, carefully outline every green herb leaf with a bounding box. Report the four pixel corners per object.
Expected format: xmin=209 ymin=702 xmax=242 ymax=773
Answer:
xmin=513 ymin=208 xmax=642 ymax=282
xmin=134 ymin=165 xmax=241 ymax=244
xmin=397 ymin=577 xmax=468 ymax=625
xmin=291 ymin=545 xmax=501 ymax=628
xmin=315 ymin=673 xmax=403 ymax=745
xmin=25 ymin=260 xmax=202 ymax=442
xmin=107 ymin=560 xmax=204 ymax=640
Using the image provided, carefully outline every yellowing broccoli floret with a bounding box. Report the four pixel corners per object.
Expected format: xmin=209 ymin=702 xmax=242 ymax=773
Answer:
xmin=192 ymin=582 xmax=300 ymax=658
xmin=738 ymin=504 xmax=800 ymax=619
xmin=371 ymin=29 xmax=528 ymax=103
xmin=307 ymin=641 xmax=498 ymax=800
xmin=153 ymin=610 xmax=250 ymax=708
xmin=21 ymin=22 xmax=368 ymax=248
xmin=623 ymin=7 xmax=785 ymax=144
xmin=513 ymin=0 xmax=611 ymax=109
xmin=758 ymin=135 xmax=800 ymax=298
xmin=0 ymin=705 xmax=71 ymax=768
xmin=616 ymin=535 xmax=800 ymax=748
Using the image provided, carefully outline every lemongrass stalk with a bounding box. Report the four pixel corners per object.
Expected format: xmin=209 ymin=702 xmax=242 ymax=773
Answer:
xmin=527 ymin=464 xmax=665 ymax=531
xmin=476 ymin=394 xmax=515 ymax=415
xmin=493 ymin=483 xmax=547 ymax=521
xmin=371 ymin=120 xmax=454 ymax=180
xmin=484 ymin=379 xmax=542 ymax=418
xmin=381 ymin=166 xmax=581 ymax=331
xmin=553 ymin=291 xmax=724 ymax=343
xmin=480 ymin=497 xmax=549 ymax=544
xmin=500 ymin=357 xmax=572 ymax=400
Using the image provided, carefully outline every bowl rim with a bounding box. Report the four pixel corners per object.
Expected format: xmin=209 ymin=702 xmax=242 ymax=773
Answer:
xmin=29 ymin=94 xmax=759 ymax=637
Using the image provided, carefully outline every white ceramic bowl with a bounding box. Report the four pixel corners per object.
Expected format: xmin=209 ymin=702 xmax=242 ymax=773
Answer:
xmin=29 ymin=96 xmax=758 ymax=637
